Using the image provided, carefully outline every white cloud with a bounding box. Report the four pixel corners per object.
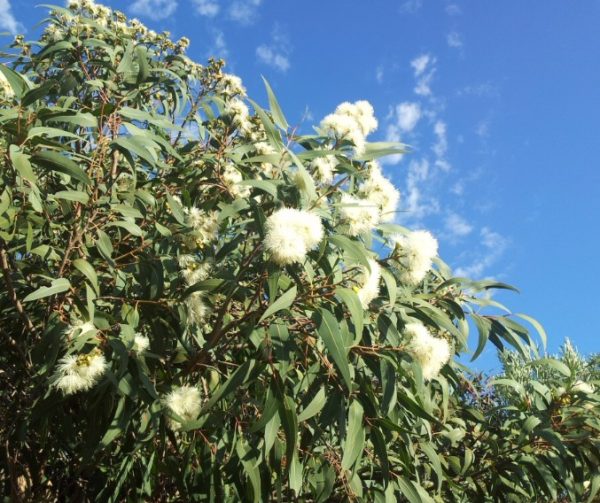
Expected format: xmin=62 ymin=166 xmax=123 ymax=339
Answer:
xmin=0 ymin=0 xmax=23 ymax=34
xmin=457 ymin=82 xmax=500 ymax=98
xmin=402 ymin=158 xmax=441 ymax=221
xmin=445 ymin=213 xmax=473 ymax=238
xmin=192 ymin=0 xmax=219 ymax=17
xmin=256 ymin=25 xmax=291 ymax=72
xmin=445 ymin=4 xmax=461 ymax=15
xmin=433 ymin=120 xmax=450 ymax=171
xmin=447 ymin=31 xmax=463 ymax=49
xmin=130 ymin=0 xmax=177 ymax=20
xmin=411 ymin=54 xmax=436 ymax=96
xmin=476 ymin=119 xmax=490 ymax=138
xmin=229 ymin=0 xmax=262 ymax=24
xmin=399 ymin=0 xmax=423 ymax=14
xmin=396 ymin=102 xmax=422 ymax=132
xmin=376 ymin=65 xmax=384 ymax=84
xmin=455 ymin=227 xmax=509 ymax=277
xmin=411 ymin=54 xmax=431 ymax=76
xmin=208 ymin=29 xmax=228 ymax=59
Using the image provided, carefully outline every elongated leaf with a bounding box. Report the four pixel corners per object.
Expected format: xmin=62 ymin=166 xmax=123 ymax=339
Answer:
xmin=342 ymin=400 xmax=365 ymax=470
xmin=297 ymin=387 xmax=326 ymax=422
xmin=32 ymin=151 xmax=91 ymax=185
xmin=52 ymin=190 xmax=89 ymax=204
xmin=315 ymin=308 xmax=352 ymax=391
xmin=262 ymin=77 xmax=289 ymax=129
xmin=72 ymin=258 xmax=99 ymax=294
xmin=259 ymin=285 xmax=296 ymax=323
xmin=23 ymin=278 xmax=70 ymax=302
xmin=336 ymin=287 xmax=364 ymax=344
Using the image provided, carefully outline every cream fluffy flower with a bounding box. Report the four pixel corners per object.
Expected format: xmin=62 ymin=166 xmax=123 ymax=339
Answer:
xmin=178 ymin=255 xmax=211 ymax=286
xmin=185 ymin=292 xmax=209 ymax=325
xmin=51 ymin=350 xmax=108 ymax=395
xmin=404 ymin=322 xmax=451 ymax=380
xmin=218 ymin=73 xmax=246 ymax=96
xmin=225 ymin=98 xmax=252 ymax=133
xmin=339 ymin=193 xmax=381 ymax=236
xmin=0 ymin=71 xmax=14 ymax=99
xmin=183 ymin=207 xmax=219 ymax=249
xmin=164 ymin=385 xmax=202 ymax=430
xmin=359 ymin=162 xmax=400 ymax=221
xmin=320 ymin=112 xmax=366 ymax=154
xmin=132 ymin=334 xmax=150 ymax=353
xmin=264 ymin=208 xmax=324 ymax=265
xmin=335 ymin=100 xmax=378 ymax=136
xmin=310 ymin=156 xmax=338 ymax=184
xmin=222 ymin=164 xmax=251 ymax=198
xmin=356 ymin=259 xmax=381 ymax=308
xmin=392 ymin=230 xmax=439 ymax=284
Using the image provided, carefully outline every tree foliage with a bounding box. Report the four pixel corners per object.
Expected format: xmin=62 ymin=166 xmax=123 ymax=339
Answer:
xmin=0 ymin=2 xmax=598 ymax=501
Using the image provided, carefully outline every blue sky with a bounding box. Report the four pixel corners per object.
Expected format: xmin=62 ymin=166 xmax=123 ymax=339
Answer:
xmin=2 ymin=0 xmax=599 ymax=371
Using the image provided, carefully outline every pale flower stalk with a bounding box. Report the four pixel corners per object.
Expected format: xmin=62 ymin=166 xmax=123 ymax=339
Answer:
xmin=264 ymin=208 xmax=324 ymax=265
xmin=164 ymin=385 xmax=202 ymax=430
xmin=404 ymin=322 xmax=451 ymax=380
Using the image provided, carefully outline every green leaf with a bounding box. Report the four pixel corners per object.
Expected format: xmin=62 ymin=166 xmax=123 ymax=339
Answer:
xmin=315 ymin=308 xmax=353 ymax=392
xmin=9 ymin=146 xmax=36 ymax=184
xmin=329 ymin=234 xmax=370 ymax=269
xmin=52 ymin=190 xmax=89 ymax=204
xmin=355 ymin=141 xmax=406 ymax=161
xmin=32 ymin=151 xmax=92 ymax=185
xmin=262 ymin=77 xmax=289 ymax=129
xmin=72 ymin=258 xmax=99 ymax=295
xmin=336 ymin=288 xmax=363 ymax=344
xmin=23 ymin=278 xmax=71 ymax=302
xmin=27 ymin=127 xmax=83 ymax=141
xmin=341 ymin=400 xmax=365 ymax=470
xmin=515 ymin=312 xmax=547 ymax=349
xmin=200 ymin=359 xmax=257 ymax=414
xmin=297 ymin=387 xmax=326 ymax=422
xmin=259 ymin=285 xmax=297 ymax=323
xmin=0 ymin=63 xmax=29 ymax=97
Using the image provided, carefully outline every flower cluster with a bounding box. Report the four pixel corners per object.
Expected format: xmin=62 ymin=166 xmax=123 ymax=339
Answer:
xmin=310 ymin=155 xmax=338 ymax=185
xmin=358 ymin=162 xmax=400 ymax=221
xmin=0 ymin=72 xmax=14 ymax=100
xmin=403 ymin=322 xmax=451 ymax=380
xmin=264 ymin=208 xmax=324 ymax=265
xmin=356 ymin=259 xmax=382 ymax=308
xmin=222 ymin=163 xmax=251 ymax=198
xmin=164 ymin=385 xmax=202 ymax=430
xmin=183 ymin=207 xmax=219 ymax=250
xmin=132 ymin=334 xmax=150 ymax=354
xmin=319 ymin=101 xmax=378 ymax=155
xmin=339 ymin=194 xmax=381 ymax=236
xmin=392 ymin=230 xmax=439 ymax=285
xmin=178 ymin=255 xmax=212 ymax=286
xmin=51 ymin=350 xmax=108 ymax=395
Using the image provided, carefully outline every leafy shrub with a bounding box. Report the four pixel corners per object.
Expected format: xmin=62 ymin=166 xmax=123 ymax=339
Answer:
xmin=0 ymin=2 xmax=598 ymax=501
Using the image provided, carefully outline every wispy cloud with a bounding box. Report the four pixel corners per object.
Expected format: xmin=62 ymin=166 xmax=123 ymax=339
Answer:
xmin=455 ymin=227 xmax=509 ymax=278
xmin=256 ymin=24 xmax=291 ymax=72
xmin=445 ymin=212 xmax=473 ymax=239
xmin=447 ymin=31 xmax=464 ymax=49
xmin=130 ymin=0 xmax=178 ymax=20
xmin=0 ymin=0 xmax=23 ymax=34
xmin=445 ymin=4 xmax=461 ymax=15
xmin=433 ymin=120 xmax=451 ymax=171
xmin=383 ymin=102 xmax=421 ymax=165
xmin=411 ymin=53 xmax=436 ymax=96
xmin=207 ymin=29 xmax=228 ymax=59
xmin=376 ymin=65 xmax=384 ymax=84
xmin=229 ymin=0 xmax=262 ymax=24
xmin=457 ymin=82 xmax=500 ymax=98
xmin=399 ymin=0 xmax=423 ymax=14
xmin=192 ymin=0 xmax=219 ymax=17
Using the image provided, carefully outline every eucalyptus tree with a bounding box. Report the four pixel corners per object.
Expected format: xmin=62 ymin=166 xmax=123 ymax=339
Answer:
xmin=0 ymin=2 xmax=597 ymax=501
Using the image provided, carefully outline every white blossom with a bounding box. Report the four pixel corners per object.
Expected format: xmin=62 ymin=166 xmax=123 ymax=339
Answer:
xmin=0 ymin=71 xmax=14 ymax=99
xmin=335 ymin=100 xmax=378 ymax=136
xmin=404 ymin=322 xmax=451 ymax=380
xmin=132 ymin=334 xmax=150 ymax=353
xmin=222 ymin=164 xmax=251 ymax=198
xmin=183 ymin=207 xmax=219 ymax=249
xmin=356 ymin=259 xmax=381 ymax=308
xmin=178 ymin=254 xmax=211 ymax=286
xmin=51 ymin=350 xmax=107 ymax=395
xmin=264 ymin=208 xmax=324 ymax=265
xmin=225 ymin=98 xmax=252 ymax=133
xmin=310 ymin=156 xmax=338 ymax=184
xmin=254 ymin=141 xmax=278 ymax=177
xmin=320 ymin=112 xmax=366 ymax=155
xmin=164 ymin=385 xmax=201 ymax=430
xmin=392 ymin=230 xmax=438 ymax=284
xmin=359 ymin=162 xmax=400 ymax=221
xmin=185 ymin=292 xmax=209 ymax=325
xmin=218 ymin=73 xmax=246 ymax=96
xmin=339 ymin=193 xmax=381 ymax=236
